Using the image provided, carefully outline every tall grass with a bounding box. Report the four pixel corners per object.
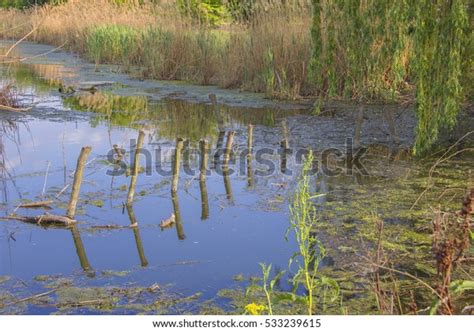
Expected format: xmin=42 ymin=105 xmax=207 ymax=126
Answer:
xmin=0 ymin=0 xmax=312 ymax=99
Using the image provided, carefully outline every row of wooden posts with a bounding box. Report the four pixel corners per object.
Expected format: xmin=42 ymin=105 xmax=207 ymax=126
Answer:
xmin=4 ymin=119 xmax=290 ymax=276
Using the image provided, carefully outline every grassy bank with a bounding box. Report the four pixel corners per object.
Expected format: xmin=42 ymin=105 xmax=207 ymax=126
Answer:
xmin=0 ymin=0 xmax=313 ymax=100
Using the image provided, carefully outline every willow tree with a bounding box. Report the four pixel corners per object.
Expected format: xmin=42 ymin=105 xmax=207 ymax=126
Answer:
xmin=310 ymin=0 xmax=471 ymax=154
xmin=411 ymin=0 xmax=470 ymax=154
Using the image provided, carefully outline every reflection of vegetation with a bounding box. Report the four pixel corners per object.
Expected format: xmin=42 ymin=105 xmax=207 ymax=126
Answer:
xmin=2 ymin=63 xmax=65 ymax=92
xmin=64 ymin=92 xmax=148 ymax=127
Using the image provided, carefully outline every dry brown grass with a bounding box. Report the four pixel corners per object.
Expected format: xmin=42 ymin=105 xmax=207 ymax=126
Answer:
xmin=0 ymin=0 xmax=313 ymax=99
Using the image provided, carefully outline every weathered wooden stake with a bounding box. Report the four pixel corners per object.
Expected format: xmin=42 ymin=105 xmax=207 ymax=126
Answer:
xmin=247 ymin=124 xmax=254 ymax=187
xmin=199 ymin=139 xmax=209 ymax=219
xmin=172 ymin=138 xmax=184 ymax=193
xmin=224 ymin=131 xmax=235 ymax=164
xmin=127 ymin=130 xmax=145 ymax=204
xmin=247 ymin=124 xmax=254 ymax=153
xmin=281 ymin=120 xmax=290 ymax=150
xmin=66 ymin=146 xmax=92 ymax=219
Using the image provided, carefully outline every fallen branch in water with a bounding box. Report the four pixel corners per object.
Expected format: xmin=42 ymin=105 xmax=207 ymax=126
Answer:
xmin=12 ymin=288 xmax=57 ymax=305
xmin=1 ymin=214 xmax=76 ymax=226
xmin=0 ymin=104 xmax=31 ymax=112
xmin=18 ymin=200 xmax=53 ymax=209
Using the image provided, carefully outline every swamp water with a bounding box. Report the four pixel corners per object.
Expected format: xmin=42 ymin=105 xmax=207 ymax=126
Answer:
xmin=0 ymin=42 xmax=472 ymax=314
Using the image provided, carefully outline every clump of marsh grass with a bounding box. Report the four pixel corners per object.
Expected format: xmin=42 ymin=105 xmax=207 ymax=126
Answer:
xmin=86 ymin=24 xmax=139 ymax=69
xmin=0 ymin=83 xmax=19 ymax=109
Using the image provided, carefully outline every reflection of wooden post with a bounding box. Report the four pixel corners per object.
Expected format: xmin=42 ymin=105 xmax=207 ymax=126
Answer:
xmin=354 ymin=106 xmax=364 ymax=149
xmin=384 ymin=109 xmax=400 ymax=145
xmin=70 ymin=225 xmax=95 ymax=277
xmin=127 ymin=130 xmax=145 ymax=204
xmin=171 ymin=191 xmax=185 ymax=240
xmin=247 ymin=125 xmax=254 ymax=187
xmin=199 ymin=139 xmax=209 ymax=219
xmin=172 ymin=138 xmax=184 ymax=193
xmin=214 ymin=130 xmax=226 ymax=166
xmin=67 ymin=146 xmax=92 ymax=219
xmin=126 ymin=204 xmax=149 ymax=267
xmin=223 ymin=165 xmax=233 ymax=202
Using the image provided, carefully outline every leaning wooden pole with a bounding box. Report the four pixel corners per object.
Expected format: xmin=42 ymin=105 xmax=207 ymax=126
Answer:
xmin=66 ymin=146 xmax=92 ymax=219
xmin=127 ymin=130 xmax=145 ymax=205
xmin=172 ymin=138 xmax=184 ymax=194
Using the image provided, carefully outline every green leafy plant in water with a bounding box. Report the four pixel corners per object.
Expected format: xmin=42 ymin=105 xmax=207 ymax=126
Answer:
xmin=257 ymin=263 xmax=285 ymax=315
xmin=287 ymin=151 xmax=339 ymax=315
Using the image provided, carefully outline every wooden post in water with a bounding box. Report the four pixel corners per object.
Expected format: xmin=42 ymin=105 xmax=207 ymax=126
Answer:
xmin=126 ymin=204 xmax=149 ymax=267
xmin=67 ymin=146 xmax=92 ymax=219
xmin=199 ymin=139 xmax=209 ymax=219
xmin=247 ymin=124 xmax=254 ymax=187
xmin=70 ymin=225 xmax=95 ymax=277
xmin=127 ymin=130 xmax=145 ymax=205
xmin=280 ymin=120 xmax=290 ymax=174
xmin=281 ymin=119 xmax=290 ymax=150
xmin=224 ymin=131 xmax=235 ymax=164
xmin=223 ymin=131 xmax=235 ymax=202
xmin=172 ymin=138 xmax=184 ymax=193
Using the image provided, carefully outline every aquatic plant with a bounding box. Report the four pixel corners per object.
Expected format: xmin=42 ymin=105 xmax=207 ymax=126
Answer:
xmin=288 ymin=151 xmax=339 ymax=315
xmin=258 ymin=263 xmax=285 ymax=315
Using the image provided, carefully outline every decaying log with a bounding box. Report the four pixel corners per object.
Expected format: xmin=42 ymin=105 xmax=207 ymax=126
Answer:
xmin=2 ymin=213 xmax=76 ymax=226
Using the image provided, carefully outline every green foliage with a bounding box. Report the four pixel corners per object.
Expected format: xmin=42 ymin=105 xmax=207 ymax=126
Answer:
xmin=225 ymin=0 xmax=255 ymax=22
xmin=0 ymin=0 xmax=65 ymax=8
xmin=258 ymin=263 xmax=285 ymax=315
xmin=310 ymin=0 xmax=471 ymax=154
xmin=412 ymin=0 xmax=470 ymax=154
xmin=288 ymin=151 xmax=339 ymax=314
xmin=177 ymin=0 xmax=227 ymax=27
xmin=86 ymin=25 xmax=139 ymax=67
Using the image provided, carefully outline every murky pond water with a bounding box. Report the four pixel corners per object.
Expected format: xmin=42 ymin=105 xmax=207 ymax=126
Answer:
xmin=0 ymin=42 xmax=472 ymax=314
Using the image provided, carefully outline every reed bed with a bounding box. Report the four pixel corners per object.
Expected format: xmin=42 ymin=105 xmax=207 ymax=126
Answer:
xmin=0 ymin=0 xmax=313 ymax=100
